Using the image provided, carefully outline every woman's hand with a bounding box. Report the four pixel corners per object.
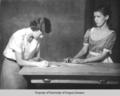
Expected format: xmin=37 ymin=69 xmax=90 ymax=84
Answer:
xmin=64 ymin=57 xmax=73 ymax=63
xmin=35 ymin=60 xmax=49 ymax=67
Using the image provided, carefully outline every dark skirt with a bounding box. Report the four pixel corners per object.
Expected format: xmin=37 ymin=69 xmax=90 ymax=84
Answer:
xmin=0 ymin=58 xmax=27 ymax=89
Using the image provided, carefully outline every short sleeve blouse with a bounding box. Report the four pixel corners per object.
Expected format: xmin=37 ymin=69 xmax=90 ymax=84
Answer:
xmin=83 ymin=28 xmax=116 ymax=54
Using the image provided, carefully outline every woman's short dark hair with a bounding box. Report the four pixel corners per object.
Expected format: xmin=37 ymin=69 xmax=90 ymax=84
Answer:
xmin=29 ymin=19 xmax=40 ymax=31
xmin=30 ymin=17 xmax=51 ymax=33
xmin=37 ymin=17 xmax=51 ymax=33
xmin=44 ymin=17 xmax=51 ymax=33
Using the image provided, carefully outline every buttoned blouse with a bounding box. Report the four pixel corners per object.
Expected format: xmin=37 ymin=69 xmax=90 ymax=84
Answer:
xmin=3 ymin=27 xmax=40 ymax=60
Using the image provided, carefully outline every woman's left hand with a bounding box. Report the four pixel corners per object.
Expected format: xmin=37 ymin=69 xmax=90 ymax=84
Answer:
xmin=64 ymin=57 xmax=72 ymax=63
xmin=71 ymin=58 xmax=86 ymax=64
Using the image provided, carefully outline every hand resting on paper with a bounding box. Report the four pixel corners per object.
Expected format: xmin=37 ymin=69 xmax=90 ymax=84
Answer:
xmin=35 ymin=60 xmax=49 ymax=67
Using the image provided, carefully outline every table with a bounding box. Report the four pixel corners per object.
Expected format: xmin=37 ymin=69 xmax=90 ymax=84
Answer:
xmin=19 ymin=62 xmax=120 ymax=84
xmin=19 ymin=62 xmax=120 ymax=86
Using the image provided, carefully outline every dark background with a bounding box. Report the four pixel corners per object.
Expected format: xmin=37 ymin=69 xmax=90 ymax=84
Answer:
xmin=0 ymin=0 xmax=120 ymax=73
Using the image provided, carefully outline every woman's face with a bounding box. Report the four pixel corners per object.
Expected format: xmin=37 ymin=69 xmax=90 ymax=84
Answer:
xmin=33 ymin=30 xmax=44 ymax=39
xmin=94 ymin=11 xmax=109 ymax=27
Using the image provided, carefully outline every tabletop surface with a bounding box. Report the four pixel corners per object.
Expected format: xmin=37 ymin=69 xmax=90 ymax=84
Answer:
xmin=19 ymin=62 xmax=120 ymax=76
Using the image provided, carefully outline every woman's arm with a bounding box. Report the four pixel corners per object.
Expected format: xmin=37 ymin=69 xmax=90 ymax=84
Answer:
xmin=72 ymin=51 xmax=109 ymax=64
xmin=15 ymin=51 xmax=48 ymax=67
xmin=29 ymin=49 xmax=44 ymax=61
xmin=83 ymin=51 xmax=109 ymax=63
xmin=73 ymin=44 xmax=89 ymax=59
xmin=67 ymin=44 xmax=89 ymax=63
xmin=74 ymin=29 xmax=90 ymax=58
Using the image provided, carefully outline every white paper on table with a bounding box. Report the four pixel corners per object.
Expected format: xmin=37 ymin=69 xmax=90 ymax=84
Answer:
xmin=37 ymin=60 xmax=49 ymax=68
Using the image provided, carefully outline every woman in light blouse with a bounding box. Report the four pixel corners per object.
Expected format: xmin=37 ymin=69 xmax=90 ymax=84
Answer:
xmin=0 ymin=17 xmax=51 ymax=89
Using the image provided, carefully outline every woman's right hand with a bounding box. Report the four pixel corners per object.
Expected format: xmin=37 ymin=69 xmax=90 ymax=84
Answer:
xmin=35 ymin=60 xmax=49 ymax=67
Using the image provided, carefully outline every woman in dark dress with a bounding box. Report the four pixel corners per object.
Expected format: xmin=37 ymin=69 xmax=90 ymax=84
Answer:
xmin=66 ymin=5 xmax=116 ymax=64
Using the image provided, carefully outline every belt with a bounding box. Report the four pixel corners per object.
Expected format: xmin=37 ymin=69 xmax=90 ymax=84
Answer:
xmin=5 ymin=57 xmax=17 ymax=62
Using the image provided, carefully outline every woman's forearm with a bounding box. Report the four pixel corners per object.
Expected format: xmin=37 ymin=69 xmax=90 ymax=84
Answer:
xmin=84 ymin=52 xmax=108 ymax=63
xmin=15 ymin=52 xmax=43 ymax=67
xmin=74 ymin=45 xmax=88 ymax=58
xmin=17 ymin=59 xmax=40 ymax=67
xmin=30 ymin=49 xmax=42 ymax=61
xmin=74 ymin=50 xmax=86 ymax=58
xmin=29 ymin=57 xmax=44 ymax=61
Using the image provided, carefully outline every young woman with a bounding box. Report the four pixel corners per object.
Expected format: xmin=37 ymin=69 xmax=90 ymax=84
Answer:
xmin=0 ymin=17 xmax=51 ymax=89
xmin=68 ymin=5 xmax=116 ymax=64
